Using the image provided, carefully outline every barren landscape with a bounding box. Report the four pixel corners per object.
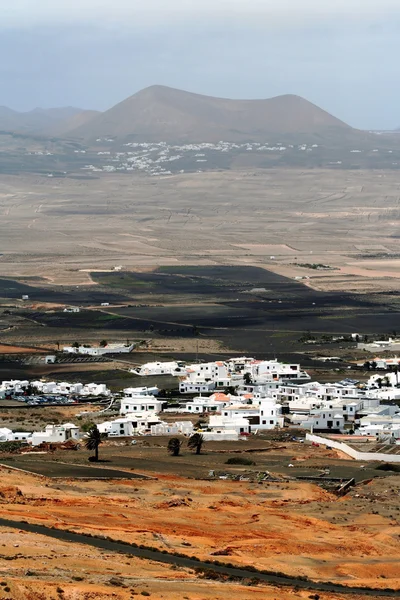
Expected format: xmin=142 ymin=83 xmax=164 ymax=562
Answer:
xmin=0 ymin=436 xmax=400 ymax=599
xmin=0 ymin=83 xmax=400 ymax=599
xmin=0 ymin=168 xmax=399 ymax=292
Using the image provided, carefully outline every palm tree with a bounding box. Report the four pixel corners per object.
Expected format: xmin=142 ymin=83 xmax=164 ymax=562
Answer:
xmin=188 ymin=433 xmax=204 ymax=455
xmin=85 ymin=425 xmax=102 ymax=462
xmin=243 ymin=372 xmax=253 ymax=386
xmin=168 ymin=438 xmax=182 ymax=456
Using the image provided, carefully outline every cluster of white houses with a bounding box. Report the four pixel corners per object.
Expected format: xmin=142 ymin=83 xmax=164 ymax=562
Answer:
xmin=0 ymin=380 xmax=110 ymax=398
xmin=1 ymin=357 xmax=400 ymax=446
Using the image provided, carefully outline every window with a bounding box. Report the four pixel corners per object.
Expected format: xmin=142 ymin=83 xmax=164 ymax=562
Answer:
xmin=262 ymin=420 xmax=266 ymax=425
xmin=336 ymin=421 xmax=340 ymax=427
xmin=270 ymin=420 xmax=274 ymax=425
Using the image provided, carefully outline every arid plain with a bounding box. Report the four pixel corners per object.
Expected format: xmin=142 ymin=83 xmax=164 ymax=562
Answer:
xmin=0 ymin=168 xmax=399 ymax=292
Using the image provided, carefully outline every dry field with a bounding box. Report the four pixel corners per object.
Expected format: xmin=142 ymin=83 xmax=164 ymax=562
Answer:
xmin=0 ymin=439 xmax=399 ymax=597
xmin=0 ymin=169 xmax=399 ymax=292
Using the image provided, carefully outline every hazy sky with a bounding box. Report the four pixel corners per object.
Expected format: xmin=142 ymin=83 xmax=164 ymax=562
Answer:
xmin=1 ymin=0 xmax=399 ymax=129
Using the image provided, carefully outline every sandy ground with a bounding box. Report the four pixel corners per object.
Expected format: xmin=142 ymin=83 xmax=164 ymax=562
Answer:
xmin=0 ymin=451 xmax=399 ymax=594
xmin=0 ymin=169 xmax=399 ymax=292
xmin=0 ymin=526 xmax=379 ymax=599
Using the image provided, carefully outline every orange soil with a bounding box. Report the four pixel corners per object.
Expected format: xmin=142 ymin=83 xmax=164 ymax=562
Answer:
xmin=0 ymin=467 xmax=399 ymax=592
xmin=0 ymin=344 xmax=43 ymax=354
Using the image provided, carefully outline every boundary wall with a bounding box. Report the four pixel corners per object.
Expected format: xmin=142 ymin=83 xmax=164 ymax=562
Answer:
xmin=306 ymin=433 xmax=400 ymax=463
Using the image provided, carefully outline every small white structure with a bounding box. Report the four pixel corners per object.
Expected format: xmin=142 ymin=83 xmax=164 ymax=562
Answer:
xmin=150 ymin=421 xmax=194 ymax=436
xmin=120 ymin=395 xmax=164 ymax=415
xmin=184 ymin=396 xmax=226 ymax=413
xmin=31 ymin=423 xmax=80 ymax=446
xmin=22 ymin=295 xmax=29 ymax=301
xmin=123 ymin=386 xmax=159 ymax=397
xmin=179 ymin=381 xmax=215 ymax=394
xmin=98 ymin=413 xmax=162 ymax=437
xmin=63 ymin=343 xmax=135 ymax=356
xmin=131 ymin=361 xmax=186 ymax=376
xmin=63 ymin=307 xmax=80 ymax=313
xmin=299 ymin=409 xmax=345 ymax=433
xmin=209 ymin=414 xmax=251 ymax=435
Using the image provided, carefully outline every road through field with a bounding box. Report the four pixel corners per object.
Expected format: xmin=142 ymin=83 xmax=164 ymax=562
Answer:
xmin=0 ymin=517 xmax=397 ymax=597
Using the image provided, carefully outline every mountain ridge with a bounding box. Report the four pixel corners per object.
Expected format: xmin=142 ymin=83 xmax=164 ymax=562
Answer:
xmin=65 ymin=85 xmax=354 ymax=143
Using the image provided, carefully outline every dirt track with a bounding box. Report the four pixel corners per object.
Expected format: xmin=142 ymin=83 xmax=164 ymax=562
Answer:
xmin=0 ymin=517 xmax=397 ymax=597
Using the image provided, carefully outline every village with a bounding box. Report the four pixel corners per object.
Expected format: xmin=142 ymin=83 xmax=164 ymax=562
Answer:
xmin=1 ymin=355 xmax=400 ymax=460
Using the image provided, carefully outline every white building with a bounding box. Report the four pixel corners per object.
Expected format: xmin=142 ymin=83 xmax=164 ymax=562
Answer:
xmin=298 ymin=409 xmax=345 ymax=433
xmin=0 ymin=428 xmax=32 ymax=443
xmin=63 ymin=343 xmax=135 ymax=356
xmin=250 ymin=359 xmax=310 ymax=382
xmin=258 ymin=398 xmax=285 ymax=430
xmin=123 ymin=386 xmax=159 ymax=397
xmin=99 ymin=413 xmax=162 ymax=437
xmin=179 ymin=381 xmax=215 ymax=394
xmin=131 ymin=361 xmax=187 ymax=376
xmin=31 ymin=423 xmax=80 ymax=446
xmin=120 ymin=395 xmax=164 ymax=415
xmin=184 ymin=396 xmax=226 ymax=413
xmin=208 ymin=414 xmax=251 ymax=435
xmin=150 ymin=421 xmax=194 ymax=436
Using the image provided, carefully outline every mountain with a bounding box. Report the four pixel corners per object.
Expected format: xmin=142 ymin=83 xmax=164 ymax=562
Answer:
xmin=44 ymin=110 xmax=101 ymax=137
xmin=65 ymin=85 xmax=353 ymax=143
xmin=0 ymin=106 xmax=85 ymax=134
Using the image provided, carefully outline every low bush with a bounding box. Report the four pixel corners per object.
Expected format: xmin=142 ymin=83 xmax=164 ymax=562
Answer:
xmin=225 ymin=457 xmax=256 ymax=466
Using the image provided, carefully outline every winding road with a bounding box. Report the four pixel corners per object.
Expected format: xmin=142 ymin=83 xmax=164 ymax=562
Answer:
xmin=0 ymin=517 xmax=397 ymax=597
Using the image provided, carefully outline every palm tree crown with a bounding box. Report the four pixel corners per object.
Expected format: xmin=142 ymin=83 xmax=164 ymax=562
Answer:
xmin=188 ymin=433 xmax=204 ymax=455
xmin=85 ymin=425 xmax=102 ymax=461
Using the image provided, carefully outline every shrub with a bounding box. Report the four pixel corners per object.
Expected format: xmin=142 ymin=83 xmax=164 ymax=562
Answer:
xmin=225 ymin=457 xmax=255 ymax=466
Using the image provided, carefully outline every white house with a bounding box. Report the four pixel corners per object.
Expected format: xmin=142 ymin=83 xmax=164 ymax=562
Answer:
xmin=99 ymin=413 xmax=163 ymax=436
xmin=250 ymin=360 xmax=310 ymax=382
xmin=299 ymin=409 xmax=345 ymax=433
xmin=123 ymin=386 xmax=159 ymax=397
xmin=131 ymin=361 xmax=187 ymax=376
xmin=31 ymin=423 xmax=80 ymax=446
xmin=0 ymin=428 xmax=32 ymax=443
xmin=150 ymin=421 xmax=194 ymax=436
xmin=63 ymin=343 xmax=135 ymax=356
xmin=120 ymin=395 xmax=164 ymax=415
xmin=258 ymin=398 xmax=285 ymax=430
xmin=179 ymin=381 xmax=215 ymax=394
xmin=208 ymin=414 xmax=251 ymax=435
xmin=184 ymin=396 xmax=226 ymax=413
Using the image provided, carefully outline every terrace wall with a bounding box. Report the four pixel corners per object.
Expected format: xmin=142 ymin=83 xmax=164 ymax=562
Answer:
xmin=306 ymin=433 xmax=400 ymax=463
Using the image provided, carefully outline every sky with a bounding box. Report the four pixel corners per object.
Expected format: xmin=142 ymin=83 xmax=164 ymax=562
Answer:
xmin=1 ymin=0 xmax=399 ymax=129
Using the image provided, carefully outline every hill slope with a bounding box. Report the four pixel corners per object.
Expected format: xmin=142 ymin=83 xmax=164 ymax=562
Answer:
xmin=44 ymin=110 xmax=101 ymax=137
xmin=0 ymin=106 xmax=84 ymax=134
xmin=66 ymin=85 xmax=353 ymax=143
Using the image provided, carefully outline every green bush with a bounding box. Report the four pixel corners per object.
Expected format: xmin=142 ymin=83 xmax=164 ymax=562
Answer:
xmin=225 ymin=457 xmax=256 ymax=466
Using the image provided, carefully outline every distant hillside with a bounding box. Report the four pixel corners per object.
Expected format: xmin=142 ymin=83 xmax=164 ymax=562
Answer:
xmin=44 ymin=110 xmax=101 ymax=137
xmin=0 ymin=106 xmax=84 ymax=134
xmin=66 ymin=85 xmax=354 ymax=143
